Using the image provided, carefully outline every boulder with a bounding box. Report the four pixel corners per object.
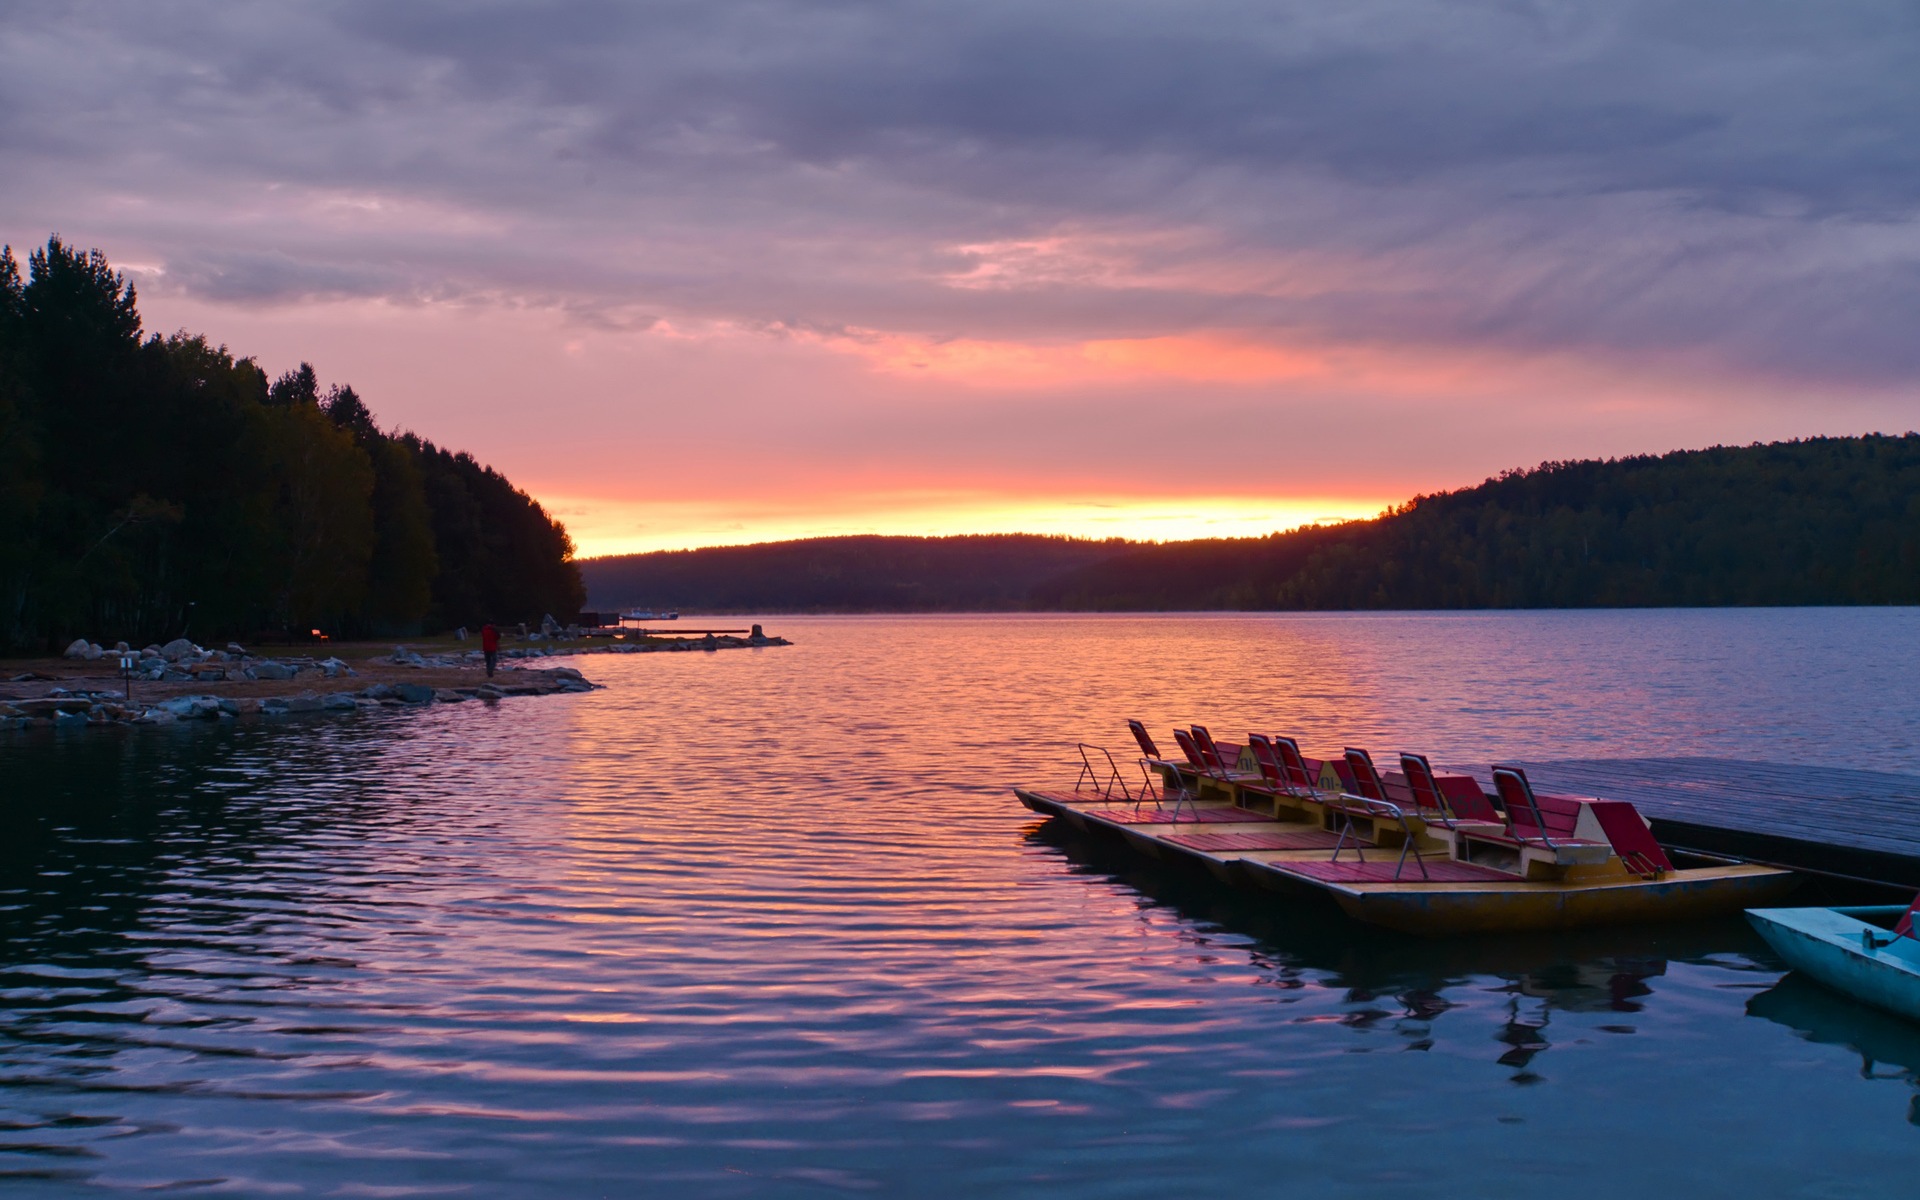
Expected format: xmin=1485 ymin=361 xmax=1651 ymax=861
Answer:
xmin=433 ymin=688 xmax=469 ymax=703
xmin=139 ymin=707 xmax=178 ymax=725
xmin=360 ymin=684 xmax=396 ymax=701
xmin=394 ymin=684 xmax=435 ymax=705
xmin=159 ymin=638 xmax=199 ymax=662
xmin=322 ymin=693 xmax=358 ymax=711
xmin=252 ymin=661 xmax=298 ymax=681
xmin=63 ymin=638 xmax=92 ymax=659
xmin=284 ymin=693 xmax=323 ymax=713
xmin=158 ymin=695 xmax=222 ymax=720
xmin=114 ymin=641 xmax=130 ymax=653
xmin=226 ymin=643 xmax=248 ymax=657
xmin=140 ymin=646 xmax=161 ymax=659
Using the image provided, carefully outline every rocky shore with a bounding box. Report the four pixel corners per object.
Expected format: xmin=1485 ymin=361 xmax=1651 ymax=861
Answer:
xmin=0 ymin=639 xmax=598 ymax=731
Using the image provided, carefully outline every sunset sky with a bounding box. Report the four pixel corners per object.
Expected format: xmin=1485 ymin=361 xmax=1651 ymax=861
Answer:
xmin=5 ymin=1 xmax=1917 ymax=557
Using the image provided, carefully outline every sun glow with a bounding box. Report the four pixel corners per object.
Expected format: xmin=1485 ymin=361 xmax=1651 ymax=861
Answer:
xmin=550 ymin=491 xmax=1395 ymax=558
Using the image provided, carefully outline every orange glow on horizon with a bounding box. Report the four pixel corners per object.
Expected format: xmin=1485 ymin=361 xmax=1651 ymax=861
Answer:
xmin=546 ymin=491 xmax=1397 ymax=558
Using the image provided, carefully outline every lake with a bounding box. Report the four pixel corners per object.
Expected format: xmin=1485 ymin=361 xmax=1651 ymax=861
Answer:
xmin=5 ymin=610 xmax=1920 ymax=1196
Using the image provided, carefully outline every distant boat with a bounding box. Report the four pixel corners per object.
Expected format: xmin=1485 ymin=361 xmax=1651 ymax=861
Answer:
xmin=620 ymin=608 xmax=679 ymax=622
xmin=1748 ymin=903 xmax=1920 ymax=1023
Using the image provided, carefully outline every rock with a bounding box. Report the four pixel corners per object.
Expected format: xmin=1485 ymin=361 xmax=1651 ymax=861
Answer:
xmin=360 ymin=684 xmax=396 ymax=701
xmin=114 ymin=640 xmax=130 ymax=653
xmin=52 ymin=708 xmax=88 ymax=726
xmin=158 ymin=695 xmax=222 ymax=720
xmin=547 ymin=666 xmax=585 ymax=681
xmin=140 ymin=646 xmax=161 ymax=659
xmin=9 ymin=671 xmax=54 ymax=682
xmin=285 ymin=693 xmax=323 ymax=713
xmin=394 ymin=684 xmax=435 ymax=705
xmin=160 ymin=638 xmax=199 ymax=662
xmin=138 ymin=707 xmax=178 ymax=724
xmin=216 ymin=699 xmax=240 ymax=716
xmin=322 ymin=693 xmax=358 ymax=711
xmin=226 ymin=642 xmax=247 ymax=657
xmin=317 ymin=657 xmax=356 ymax=678
xmin=194 ymin=668 xmax=227 ymax=682
xmin=260 ymin=697 xmax=289 ymax=714
xmin=63 ymin=638 xmax=92 ymax=659
xmin=475 ymin=685 xmax=504 ymax=700
xmin=454 ymin=626 xmax=469 ymax=641
xmin=252 ymin=661 xmax=298 ymax=681
xmin=433 ymin=688 xmax=468 ymax=703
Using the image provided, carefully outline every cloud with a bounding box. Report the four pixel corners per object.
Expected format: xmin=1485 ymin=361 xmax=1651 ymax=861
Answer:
xmin=5 ymin=0 xmax=1918 ymax=383
xmin=4 ymin=0 xmax=1919 ymax=558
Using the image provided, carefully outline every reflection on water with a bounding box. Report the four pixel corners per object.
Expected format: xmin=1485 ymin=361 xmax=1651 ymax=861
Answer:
xmin=2 ymin=611 xmax=1919 ymax=1195
xmin=1749 ymin=975 xmax=1920 ymax=1127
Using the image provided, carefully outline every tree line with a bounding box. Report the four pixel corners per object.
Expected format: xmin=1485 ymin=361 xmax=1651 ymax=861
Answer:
xmin=582 ymin=534 xmax=1131 ymax=612
xmin=584 ymin=436 xmax=1920 ymax=612
xmin=0 ymin=237 xmax=583 ymax=653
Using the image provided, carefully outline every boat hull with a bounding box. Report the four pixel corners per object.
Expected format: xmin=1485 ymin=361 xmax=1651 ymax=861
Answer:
xmin=1305 ymin=866 xmax=1799 ymax=935
xmin=1019 ymin=786 xmax=1799 ymax=936
xmin=1748 ymin=906 xmax=1920 ymax=1024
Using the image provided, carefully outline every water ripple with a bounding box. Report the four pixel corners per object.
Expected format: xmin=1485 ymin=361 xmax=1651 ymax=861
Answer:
xmin=3 ymin=613 xmax=1920 ymax=1194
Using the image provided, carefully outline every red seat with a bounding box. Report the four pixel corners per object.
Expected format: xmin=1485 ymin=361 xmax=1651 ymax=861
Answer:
xmin=1490 ymin=765 xmax=1670 ymax=876
xmin=1127 ymin=719 xmax=1162 ymax=761
xmin=1895 ymin=893 xmax=1920 ymax=939
xmin=1190 ymin=725 xmax=1245 ymax=778
xmin=1398 ymin=753 xmax=1501 ymax=825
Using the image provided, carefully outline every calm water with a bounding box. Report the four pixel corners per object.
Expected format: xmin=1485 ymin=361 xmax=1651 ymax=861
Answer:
xmin=6 ymin=610 xmax=1920 ymax=1196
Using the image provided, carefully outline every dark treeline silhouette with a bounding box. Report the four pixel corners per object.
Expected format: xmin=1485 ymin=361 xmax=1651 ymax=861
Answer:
xmin=0 ymin=237 xmax=583 ymax=652
xmin=583 ymin=534 xmax=1133 ymax=612
xmin=586 ymin=437 xmax=1920 ymax=613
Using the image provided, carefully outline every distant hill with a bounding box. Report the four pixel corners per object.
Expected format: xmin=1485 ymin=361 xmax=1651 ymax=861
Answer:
xmin=583 ymin=435 xmax=1920 ymax=613
xmin=581 ymin=534 xmax=1134 ymax=612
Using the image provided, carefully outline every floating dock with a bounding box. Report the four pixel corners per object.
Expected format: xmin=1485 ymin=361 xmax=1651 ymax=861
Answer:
xmin=1463 ymin=758 xmax=1920 ymax=890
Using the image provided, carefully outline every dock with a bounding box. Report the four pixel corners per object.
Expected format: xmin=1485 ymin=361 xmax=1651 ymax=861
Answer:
xmin=1451 ymin=758 xmax=1920 ymax=889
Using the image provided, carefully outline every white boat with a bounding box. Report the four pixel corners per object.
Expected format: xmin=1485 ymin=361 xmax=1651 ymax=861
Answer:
xmin=1748 ymin=902 xmax=1920 ymax=1023
xmin=620 ymin=608 xmax=680 ymax=622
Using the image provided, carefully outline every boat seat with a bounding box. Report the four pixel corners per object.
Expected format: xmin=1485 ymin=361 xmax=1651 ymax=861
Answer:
xmin=1895 ymin=893 xmax=1920 ymax=940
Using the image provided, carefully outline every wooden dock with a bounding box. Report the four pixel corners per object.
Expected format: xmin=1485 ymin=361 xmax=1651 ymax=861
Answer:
xmin=1452 ymin=758 xmax=1920 ymax=888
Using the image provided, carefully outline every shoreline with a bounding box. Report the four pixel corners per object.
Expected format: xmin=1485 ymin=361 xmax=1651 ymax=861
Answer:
xmin=0 ymin=642 xmax=591 ymax=730
xmin=0 ymin=627 xmax=793 ymax=731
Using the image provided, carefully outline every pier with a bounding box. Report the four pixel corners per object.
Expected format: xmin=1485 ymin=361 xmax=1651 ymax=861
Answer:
xmin=1453 ymin=758 xmax=1920 ymax=889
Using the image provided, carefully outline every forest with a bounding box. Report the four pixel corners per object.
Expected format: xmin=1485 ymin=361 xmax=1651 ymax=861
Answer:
xmin=582 ymin=534 xmax=1131 ymax=612
xmin=584 ymin=436 xmax=1920 ymax=612
xmin=0 ymin=237 xmax=583 ymax=653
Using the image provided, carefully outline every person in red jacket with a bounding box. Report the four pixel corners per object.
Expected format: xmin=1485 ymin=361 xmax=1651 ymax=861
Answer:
xmin=480 ymin=622 xmax=500 ymax=677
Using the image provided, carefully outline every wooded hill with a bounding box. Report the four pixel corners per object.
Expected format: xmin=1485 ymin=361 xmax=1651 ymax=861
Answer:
xmin=583 ymin=436 xmax=1920 ymax=612
xmin=0 ymin=237 xmax=584 ymax=652
xmin=583 ymin=534 xmax=1132 ymax=612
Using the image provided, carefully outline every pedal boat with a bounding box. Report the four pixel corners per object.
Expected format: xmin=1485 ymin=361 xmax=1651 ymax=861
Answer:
xmin=1019 ymin=737 xmax=1796 ymax=936
xmin=1747 ymin=900 xmax=1920 ymax=1023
